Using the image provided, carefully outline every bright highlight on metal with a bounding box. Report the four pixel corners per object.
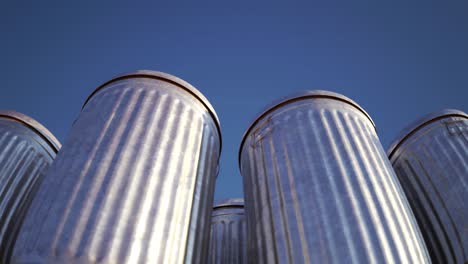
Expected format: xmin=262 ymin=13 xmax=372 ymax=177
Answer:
xmin=239 ymin=90 xmax=430 ymax=263
xmin=11 ymin=71 xmax=221 ymax=263
xmin=0 ymin=111 xmax=60 ymax=263
xmin=388 ymin=109 xmax=468 ymax=264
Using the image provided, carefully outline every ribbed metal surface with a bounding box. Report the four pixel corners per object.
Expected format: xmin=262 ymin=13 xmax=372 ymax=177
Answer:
xmin=208 ymin=198 xmax=247 ymax=264
xmin=388 ymin=109 xmax=468 ymax=264
xmin=0 ymin=111 xmax=60 ymax=263
xmin=12 ymin=71 xmax=221 ymax=264
xmin=239 ymin=90 xmax=430 ymax=263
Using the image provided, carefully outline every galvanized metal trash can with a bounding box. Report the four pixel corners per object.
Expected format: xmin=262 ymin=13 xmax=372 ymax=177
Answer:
xmin=208 ymin=198 xmax=247 ymax=264
xmin=239 ymin=90 xmax=430 ymax=263
xmin=388 ymin=109 xmax=468 ymax=264
xmin=12 ymin=70 xmax=222 ymax=263
xmin=0 ymin=111 xmax=60 ymax=263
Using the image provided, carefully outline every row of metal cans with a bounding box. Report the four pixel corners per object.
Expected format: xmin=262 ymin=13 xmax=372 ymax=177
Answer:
xmin=0 ymin=70 xmax=465 ymax=263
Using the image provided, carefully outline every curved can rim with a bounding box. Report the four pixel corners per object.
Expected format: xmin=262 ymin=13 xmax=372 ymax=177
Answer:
xmin=387 ymin=109 xmax=467 ymax=159
xmin=213 ymin=198 xmax=244 ymax=209
xmin=238 ymin=90 xmax=375 ymax=171
xmin=82 ymin=70 xmax=222 ymax=151
xmin=0 ymin=110 xmax=61 ymax=152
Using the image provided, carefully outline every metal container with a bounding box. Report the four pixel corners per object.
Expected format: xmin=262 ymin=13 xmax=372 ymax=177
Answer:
xmin=208 ymin=198 xmax=247 ymax=264
xmin=12 ymin=70 xmax=222 ymax=264
xmin=387 ymin=109 xmax=467 ymax=264
xmin=0 ymin=111 xmax=60 ymax=263
xmin=239 ymin=90 xmax=430 ymax=263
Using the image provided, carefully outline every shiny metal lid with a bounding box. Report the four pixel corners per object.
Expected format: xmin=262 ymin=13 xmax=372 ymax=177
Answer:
xmin=387 ymin=109 xmax=467 ymax=159
xmin=0 ymin=110 xmax=61 ymax=152
xmin=83 ymin=70 xmax=222 ymax=147
xmin=239 ymin=90 xmax=375 ymax=166
xmin=213 ymin=198 xmax=244 ymax=209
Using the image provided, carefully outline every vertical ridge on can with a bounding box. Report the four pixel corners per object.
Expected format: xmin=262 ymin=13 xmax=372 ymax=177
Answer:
xmin=0 ymin=111 xmax=60 ymax=263
xmin=208 ymin=198 xmax=247 ymax=264
xmin=239 ymin=91 xmax=430 ymax=263
xmin=12 ymin=71 xmax=221 ymax=264
xmin=388 ymin=109 xmax=467 ymax=264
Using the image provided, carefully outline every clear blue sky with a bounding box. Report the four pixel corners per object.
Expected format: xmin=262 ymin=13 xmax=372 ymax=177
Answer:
xmin=1 ymin=1 xmax=466 ymax=202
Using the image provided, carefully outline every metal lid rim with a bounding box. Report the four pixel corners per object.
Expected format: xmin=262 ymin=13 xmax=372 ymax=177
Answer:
xmin=213 ymin=198 xmax=244 ymax=209
xmin=82 ymin=70 xmax=222 ymax=152
xmin=238 ymin=90 xmax=376 ymax=173
xmin=387 ymin=109 xmax=468 ymax=159
xmin=213 ymin=204 xmax=245 ymax=210
xmin=0 ymin=110 xmax=61 ymax=152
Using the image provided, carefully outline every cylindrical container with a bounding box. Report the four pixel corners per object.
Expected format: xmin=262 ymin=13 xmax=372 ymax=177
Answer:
xmin=12 ymin=70 xmax=222 ymax=263
xmin=208 ymin=198 xmax=247 ymax=264
xmin=387 ymin=109 xmax=468 ymax=264
xmin=0 ymin=111 xmax=60 ymax=263
xmin=239 ymin=90 xmax=430 ymax=263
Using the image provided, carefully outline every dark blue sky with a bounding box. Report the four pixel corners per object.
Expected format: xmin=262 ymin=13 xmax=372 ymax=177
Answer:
xmin=1 ymin=1 xmax=467 ymax=202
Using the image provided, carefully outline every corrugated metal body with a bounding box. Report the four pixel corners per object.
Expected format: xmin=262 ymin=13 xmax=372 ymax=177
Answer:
xmin=388 ymin=109 xmax=468 ymax=264
xmin=12 ymin=71 xmax=221 ymax=264
xmin=239 ymin=91 xmax=430 ymax=264
xmin=0 ymin=111 xmax=60 ymax=263
xmin=208 ymin=198 xmax=247 ymax=264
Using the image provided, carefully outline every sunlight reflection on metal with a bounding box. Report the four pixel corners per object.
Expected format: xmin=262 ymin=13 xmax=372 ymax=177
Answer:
xmin=388 ymin=109 xmax=468 ymax=264
xmin=239 ymin=90 xmax=430 ymax=263
xmin=11 ymin=71 xmax=221 ymax=263
xmin=0 ymin=111 xmax=60 ymax=263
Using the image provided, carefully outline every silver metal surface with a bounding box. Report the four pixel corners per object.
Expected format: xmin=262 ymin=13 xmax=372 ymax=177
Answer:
xmin=388 ymin=109 xmax=468 ymax=264
xmin=12 ymin=70 xmax=221 ymax=264
xmin=239 ymin=90 xmax=430 ymax=263
xmin=0 ymin=111 xmax=60 ymax=263
xmin=208 ymin=198 xmax=247 ymax=264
